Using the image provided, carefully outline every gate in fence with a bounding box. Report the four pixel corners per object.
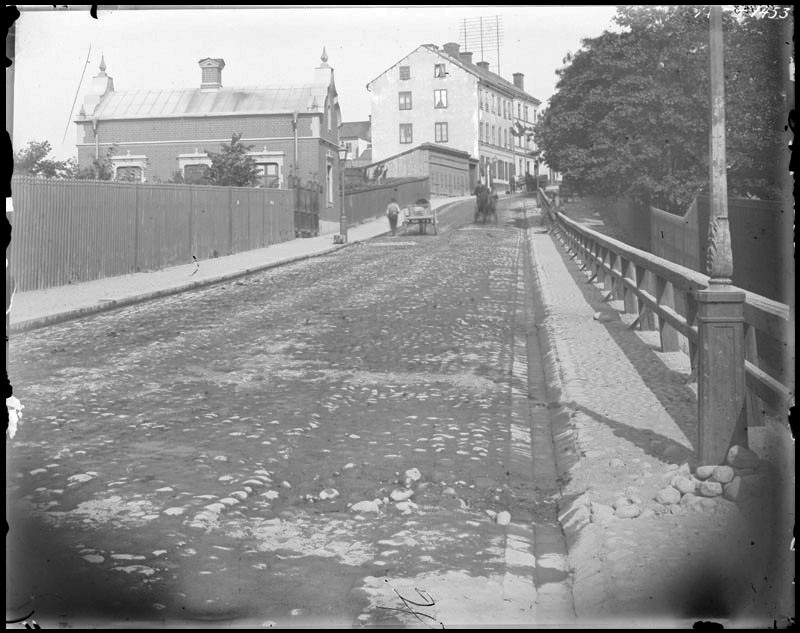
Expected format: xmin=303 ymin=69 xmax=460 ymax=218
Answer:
xmin=293 ymin=180 xmax=320 ymax=238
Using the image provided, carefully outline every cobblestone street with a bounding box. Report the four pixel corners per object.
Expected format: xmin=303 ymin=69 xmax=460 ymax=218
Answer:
xmin=6 ymin=199 xmax=571 ymax=627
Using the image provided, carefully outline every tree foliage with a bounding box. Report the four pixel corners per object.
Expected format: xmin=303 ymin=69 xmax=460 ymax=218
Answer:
xmin=204 ymin=133 xmax=260 ymax=187
xmin=13 ymin=140 xmax=78 ymax=179
xmin=536 ymin=6 xmax=787 ymax=211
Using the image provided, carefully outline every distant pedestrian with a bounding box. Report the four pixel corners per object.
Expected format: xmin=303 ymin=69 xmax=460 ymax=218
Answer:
xmin=386 ymin=198 xmax=401 ymax=236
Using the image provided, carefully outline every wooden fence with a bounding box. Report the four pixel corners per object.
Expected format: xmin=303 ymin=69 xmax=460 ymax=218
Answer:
xmin=540 ymin=189 xmax=793 ymax=463
xmin=9 ymin=176 xmax=296 ymax=292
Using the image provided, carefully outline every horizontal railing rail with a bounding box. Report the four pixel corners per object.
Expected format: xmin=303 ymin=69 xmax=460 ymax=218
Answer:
xmin=550 ymin=209 xmax=793 ymax=436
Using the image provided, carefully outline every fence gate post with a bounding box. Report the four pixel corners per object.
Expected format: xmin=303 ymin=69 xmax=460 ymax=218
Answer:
xmin=694 ymin=287 xmax=747 ymax=464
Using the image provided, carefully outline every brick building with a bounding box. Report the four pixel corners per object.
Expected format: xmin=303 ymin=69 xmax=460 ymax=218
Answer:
xmin=367 ymin=42 xmax=541 ymax=192
xmin=75 ymin=50 xmax=345 ymax=222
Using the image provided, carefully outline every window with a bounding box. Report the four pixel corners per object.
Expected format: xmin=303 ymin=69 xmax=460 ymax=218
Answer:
xmin=434 ymin=63 xmax=446 ymax=78
xmin=434 ymin=89 xmax=447 ymax=109
xmin=256 ymin=162 xmax=280 ymax=188
xmin=399 ymin=91 xmax=412 ymax=110
xmin=399 ymin=123 xmax=413 ymax=144
xmin=115 ymin=166 xmax=142 ymax=182
xmin=491 ymin=125 xmax=496 ymax=145
xmin=183 ymin=164 xmax=209 ymax=184
xmin=503 ymin=100 xmax=507 ymax=119
xmin=479 ymin=123 xmax=483 ymax=142
xmin=399 ymin=65 xmax=410 ymax=80
xmin=524 ymin=106 xmax=529 ymax=122
xmin=517 ymin=103 xmax=521 ymax=119
xmin=435 ymin=122 xmax=448 ymax=143
xmin=326 ymin=160 xmax=333 ymax=204
xmin=504 ymin=128 xmax=508 ymax=148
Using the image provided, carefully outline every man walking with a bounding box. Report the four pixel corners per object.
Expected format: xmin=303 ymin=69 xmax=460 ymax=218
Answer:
xmin=386 ymin=198 xmax=401 ymax=236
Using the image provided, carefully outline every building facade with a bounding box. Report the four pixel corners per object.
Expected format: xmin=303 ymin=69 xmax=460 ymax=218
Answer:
xmin=339 ymin=119 xmax=372 ymax=167
xmin=75 ymin=50 xmax=346 ymax=222
xmin=367 ymin=42 xmax=540 ymax=191
xmin=363 ymin=143 xmax=474 ymax=197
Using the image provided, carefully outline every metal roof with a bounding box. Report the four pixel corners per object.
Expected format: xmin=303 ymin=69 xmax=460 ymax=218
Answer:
xmin=90 ymin=84 xmax=330 ymax=120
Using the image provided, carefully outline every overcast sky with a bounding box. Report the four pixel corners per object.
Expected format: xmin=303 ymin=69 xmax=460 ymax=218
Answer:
xmin=11 ymin=5 xmax=620 ymax=160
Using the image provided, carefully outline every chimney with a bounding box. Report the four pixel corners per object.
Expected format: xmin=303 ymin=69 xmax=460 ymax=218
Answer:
xmin=199 ymin=58 xmax=225 ymax=90
xmin=477 ymin=61 xmax=490 ymax=72
xmin=459 ymin=51 xmax=473 ymax=65
xmin=442 ymin=42 xmax=460 ymax=57
xmin=513 ymin=73 xmax=525 ymax=91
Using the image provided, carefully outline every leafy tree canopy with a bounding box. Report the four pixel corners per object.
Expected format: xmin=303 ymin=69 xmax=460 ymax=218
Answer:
xmin=13 ymin=140 xmax=78 ymax=179
xmin=204 ymin=133 xmax=260 ymax=187
xmin=535 ymin=5 xmax=787 ymax=211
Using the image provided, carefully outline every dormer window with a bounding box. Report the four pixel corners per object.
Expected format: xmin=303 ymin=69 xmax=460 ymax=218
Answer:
xmin=434 ymin=63 xmax=446 ymax=78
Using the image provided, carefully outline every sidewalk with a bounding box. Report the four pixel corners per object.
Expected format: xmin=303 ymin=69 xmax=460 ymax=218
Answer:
xmin=526 ymin=200 xmax=793 ymax=626
xmin=8 ymin=196 xmax=472 ymax=332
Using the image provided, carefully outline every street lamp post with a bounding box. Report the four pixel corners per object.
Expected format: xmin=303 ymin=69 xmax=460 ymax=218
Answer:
xmin=338 ymin=144 xmax=349 ymax=243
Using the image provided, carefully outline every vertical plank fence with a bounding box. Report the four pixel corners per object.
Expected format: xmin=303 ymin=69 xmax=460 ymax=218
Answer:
xmin=9 ymin=176 xmax=297 ymax=292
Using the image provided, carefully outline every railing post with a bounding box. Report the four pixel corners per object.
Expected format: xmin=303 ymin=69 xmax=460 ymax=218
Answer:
xmin=695 ymin=287 xmax=747 ymax=464
xmin=622 ymin=259 xmax=638 ymax=314
xmin=694 ymin=7 xmax=747 ymax=465
xmin=656 ymin=278 xmax=681 ymax=351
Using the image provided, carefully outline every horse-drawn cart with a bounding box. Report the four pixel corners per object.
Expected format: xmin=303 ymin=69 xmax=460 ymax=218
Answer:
xmin=404 ymin=198 xmax=437 ymax=235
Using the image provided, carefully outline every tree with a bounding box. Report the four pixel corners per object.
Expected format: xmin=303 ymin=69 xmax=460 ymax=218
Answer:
xmin=535 ymin=6 xmax=786 ymax=212
xmin=74 ymin=145 xmax=117 ymax=180
xmin=13 ymin=140 xmax=78 ymax=179
xmin=203 ymin=133 xmax=260 ymax=187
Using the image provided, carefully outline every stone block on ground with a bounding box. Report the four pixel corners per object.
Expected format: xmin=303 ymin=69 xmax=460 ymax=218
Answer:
xmin=726 ymin=445 xmax=761 ymax=470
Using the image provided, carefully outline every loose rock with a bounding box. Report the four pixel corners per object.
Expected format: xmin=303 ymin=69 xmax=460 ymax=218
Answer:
xmin=711 ymin=465 xmax=735 ymax=484
xmin=695 ymin=465 xmax=716 ymax=480
xmin=616 ymin=504 xmax=641 ymax=519
xmin=590 ymin=503 xmax=615 ymax=524
xmin=319 ymin=488 xmax=340 ymax=500
xmin=670 ymin=476 xmax=696 ymax=495
xmin=496 ymin=511 xmax=511 ymax=526
xmin=350 ymin=500 xmax=381 ymax=514
xmin=679 ymin=493 xmax=700 ymax=507
xmin=722 ymin=477 xmax=742 ymax=502
xmin=389 ymin=488 xmax=414 ymax=502
xmin=404 ymin=468 xmax=422 ymax=484
xmin=699 ymin=481 xmax=723 ymax=497
xmin=612 ymin=497 xmax=630 ymax=510
xmin=656 ymin=486 xmax=681 ymax=505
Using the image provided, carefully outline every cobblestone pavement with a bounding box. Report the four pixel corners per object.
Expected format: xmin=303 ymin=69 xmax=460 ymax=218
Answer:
xmin=527 ymin=198 xmax=791 ymax=627
xmin=6 ymin=197 xmax=573 ymax=628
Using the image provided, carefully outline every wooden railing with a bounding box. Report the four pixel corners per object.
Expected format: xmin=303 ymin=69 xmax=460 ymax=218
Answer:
xmin=545 ymin=199 xmax=793 ymax=461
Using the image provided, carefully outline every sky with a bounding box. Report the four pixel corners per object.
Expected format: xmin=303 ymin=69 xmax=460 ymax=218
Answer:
xmin=11 ymin=5 xmax=621 ymax=160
